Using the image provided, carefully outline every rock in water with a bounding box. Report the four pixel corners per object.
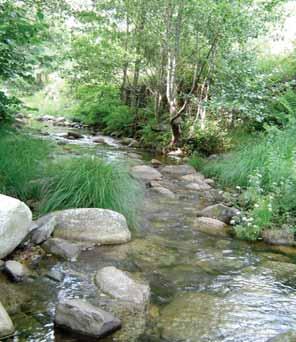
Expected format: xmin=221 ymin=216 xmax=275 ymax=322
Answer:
xmin=193 ymin=217 xmax=230 ymax=237
xmin=55 ymin=299 xmax=121 ymax=338
xmin=0 ymin=194 xmax=32 ymax=259
xmin=95 ymin=266 xmax=150 ymax=306
xmin=0 ymin=302 xmax=14 ymax=339
xmin=197 ymin=203 xmax=240 ymax=224
xmin=161 ymin=165 xmax=196 ymax=176
xmin=131 ymin=165 xmax=162 ymax=181
xmin=151 ymin=187 xmax=175 ymax=199
xmin=42 ymin=208 xmax=130 ymax=245
xmin=31 ymin=216 xmax=56 ymax=244
xmin=262 ymin=229 xmax=296 ymax=246
xmin=185 ymin=182 xmax=211 ymax=191
xmin=43 ymin=238 xmax=81 ymax=261
xmin=4 ymin=261 xmax=30 ymax=282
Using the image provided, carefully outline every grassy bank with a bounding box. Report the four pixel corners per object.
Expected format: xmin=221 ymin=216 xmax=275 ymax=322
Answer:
xmin=190 ymin=125 xmax=296 ymax=240
xmin=0 ymin=128 xmax=141 ymax=226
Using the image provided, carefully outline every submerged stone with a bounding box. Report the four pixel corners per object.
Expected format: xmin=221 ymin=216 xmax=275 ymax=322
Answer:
xmin=197 ymin=203 xmax=240 ymax=224
xmin=131 ymin=165 xmax=162 ymax=181
xmin=95 ymin=266 xmax=150 ymax=306
xmin=0 ymin=302 xmax=14 ymax=339
xmin=161 ymin=164 xmax=196 ymax=176
xmin=55 ymin=299 xmax=121 ymax=338
xmin=43 ymin=238 xmax=81 ymax=261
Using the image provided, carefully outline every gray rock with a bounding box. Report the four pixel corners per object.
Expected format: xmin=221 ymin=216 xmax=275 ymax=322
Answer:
xmin=131 ymin=165 xmax=162 ymax=182
xmin=4 ymin=261 xmax=30 ymax=282
xmin=151 ymin=187 xmax=175 ymax=199
xmin=43 ymin=238 xmax=81 ymax=261
xmin=93 ymin=137 xmax=106 ymax=144
xmin=67 ymin=131 xmax=83 ymax=139
xmin=193 ymin=217 xmax=230 ymax=237
xmin=262 ymin=229 xmax=296 ymax=246
xmin=205 ymin=178 xmax=215 ymax=185
xmin=46 ymin=269 xmax=64 ymax=282
xmin=121 ymin=137 xmax=138 ymax=147
xmin=0 ymin=302 xmax=14 ymax=339
xmin=55 ymin=299 xmax=121 ymax=338
xmin=0 ymin=261 xmax=4 ymax=270
xmin=185 ymin=182 xmax=211 ymax=191
xmin=161 ymin=165 xmax=196 ymax=176
xmin=31 ymin=216 xmax=56 ymax=244
xmin=181 ymin=173 xmax=205 ymax=182
xmin=40 ymin=208 xmax=130 ymax=245
xmin=0 ymin=194 xmax=32 ymax=259
xmin=197 ymin=203 xmax=240 ymax=224
xmin=95 ymin=266 xmax=150 ymax=306
xmin=151 ymin=159 xmax=162 ymax=167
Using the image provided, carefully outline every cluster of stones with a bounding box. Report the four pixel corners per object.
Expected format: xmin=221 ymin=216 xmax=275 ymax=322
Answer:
xmin=36 ymin=115 xmax=84 ymax=129
xmin=0 ymin=194 xmax=145 ymax=340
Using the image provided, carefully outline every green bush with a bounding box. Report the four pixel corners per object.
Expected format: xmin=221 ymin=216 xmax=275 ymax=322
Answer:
xmin=75 ymin=84 xmax=134 ymax=136
xmin=39 ymin=157 xmax=141 ymax=226
xmin=0 ymin=92 xmax=22 ymax=123
xmin=188 ymin=121 xmax=231 ymax=156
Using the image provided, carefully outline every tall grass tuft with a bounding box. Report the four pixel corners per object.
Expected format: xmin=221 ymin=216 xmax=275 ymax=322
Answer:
xmin=201 ymin=127 xmax=296 ymax=190
xmin=39 ymin=157 xmax=141 ymax=227
xmin=0 ymin=128 xmax=142 ymax=226
xmin=0 ymin=127 xmax=51 ymax=201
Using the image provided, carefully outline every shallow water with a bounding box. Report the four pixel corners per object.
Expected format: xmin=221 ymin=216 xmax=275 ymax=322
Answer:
xmin=4 ymin=124 xmax=296 ymax=342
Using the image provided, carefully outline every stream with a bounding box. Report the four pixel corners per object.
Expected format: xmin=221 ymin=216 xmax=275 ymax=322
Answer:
xmin=3 ymin=122 xmax=296 ymax=342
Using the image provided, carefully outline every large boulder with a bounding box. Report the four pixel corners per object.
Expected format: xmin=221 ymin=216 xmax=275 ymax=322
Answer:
xmin=197 ymin=203 xmax=240 ymax=224
xmin=262 ymin=229 xmax=296 ymax=246
xmin=131 ymin=165 xmax=162 ymax=182
xmin=0 ymin=302 xmax=14 ymax=339
xmin=0 ymin=195 xmax=32 ymax=259
xmin=95 ymin=266 xmax=150 ymax=306
xmin=41 ymin=209 xmax=130 ymax=245
xmin=193 ymin=217 xmax=230 ymax=237
xmin=55 ymin=299 xmax=121 ymax=338
xmin=161 ymin=164 xmax=196 ymax=177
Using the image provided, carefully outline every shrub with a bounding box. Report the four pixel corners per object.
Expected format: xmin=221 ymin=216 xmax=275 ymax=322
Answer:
xmin=39 ymin=157 xmax=141 ymax=226
xmin=187 ymin=121 xmax=231 ymax=156
xmin=75 ymin=84 xmax=134 ymax=136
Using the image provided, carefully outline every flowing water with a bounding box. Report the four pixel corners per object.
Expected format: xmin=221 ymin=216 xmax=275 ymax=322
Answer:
xmin=3 ymin=124 xmax=296 ymax=342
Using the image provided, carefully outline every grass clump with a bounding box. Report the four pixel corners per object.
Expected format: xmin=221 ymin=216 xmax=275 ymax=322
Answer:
xmin=0 ymin=128 xmax=141 ymax=226
xmin=40 ymin=157 xmax=141 ymax=226
xmin=0 ymin=127 xmax=51 ymax=201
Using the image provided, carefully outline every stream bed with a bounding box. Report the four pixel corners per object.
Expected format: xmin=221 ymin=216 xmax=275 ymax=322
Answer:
xmin=3 ymin=123 xmax=296 ymax=342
